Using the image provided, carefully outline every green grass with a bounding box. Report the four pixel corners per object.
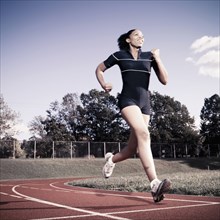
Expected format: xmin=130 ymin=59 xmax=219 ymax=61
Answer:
xmin=69 ymin=170 xmax=220 ymax=196
xmin=68 ymin=158 xmax=220 ymax=197
xmin=1 ymin=158 xmax=220 ymax=196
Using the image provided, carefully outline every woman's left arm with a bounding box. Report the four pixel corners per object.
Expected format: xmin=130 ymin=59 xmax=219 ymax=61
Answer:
xmin=151 ymin=48 xmax=168 ymax=85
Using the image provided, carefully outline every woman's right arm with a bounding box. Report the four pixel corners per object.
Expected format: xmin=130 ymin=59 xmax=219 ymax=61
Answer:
xmin=151 ymin=49 xmax=168 ymax=85
xmin=95 ymin=62 xmax=113 ymax=92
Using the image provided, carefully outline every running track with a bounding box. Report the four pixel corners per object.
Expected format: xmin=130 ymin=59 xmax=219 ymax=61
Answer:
xmin=0 ymin=178 xmax=219 ymax=220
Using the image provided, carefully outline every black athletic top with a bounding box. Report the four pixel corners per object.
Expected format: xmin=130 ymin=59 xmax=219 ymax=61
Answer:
xmin=103 ymin=49 xmax=157 ymax=114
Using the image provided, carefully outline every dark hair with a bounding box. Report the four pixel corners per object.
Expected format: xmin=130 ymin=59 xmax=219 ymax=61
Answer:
xmin=117 ymin=29 xmax=136 ymax=51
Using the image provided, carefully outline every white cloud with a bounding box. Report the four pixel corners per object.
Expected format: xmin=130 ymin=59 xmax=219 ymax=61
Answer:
xmin=198 ymin=66 xmax=219 ymax=78
xmin=186 ymin=35 xmax=220 ymax=78
xmin=185 ymin=57 xmax=195 ymax=64
xmin=196 ymin=50 xmax=219 ymax=65
xmin=191 ymin=36 xmax=220 ymax=53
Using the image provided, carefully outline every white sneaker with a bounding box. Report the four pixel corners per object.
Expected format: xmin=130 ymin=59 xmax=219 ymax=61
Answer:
xmin=102 ymin=152 xmax=115 ymax=178
xmin=151 ymin=179 xmax=171 ymax=203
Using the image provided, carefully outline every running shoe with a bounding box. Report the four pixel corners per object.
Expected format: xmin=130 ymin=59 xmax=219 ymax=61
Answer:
xmin=102 ymin=152 xmax=115 ymax=178
xmin=151 ymin=179 xmax=171 ymax=203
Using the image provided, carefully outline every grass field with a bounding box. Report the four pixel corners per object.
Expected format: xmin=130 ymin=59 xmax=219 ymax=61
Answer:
xmin=1 ymin=158 xmax=220 ymax=196
xmin=70 ymin=170 xmax=220 ymax=197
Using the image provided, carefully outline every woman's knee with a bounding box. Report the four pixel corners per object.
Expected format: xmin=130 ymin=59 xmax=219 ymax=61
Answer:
xmin=135 ymin=127 xmax=150 ymax=140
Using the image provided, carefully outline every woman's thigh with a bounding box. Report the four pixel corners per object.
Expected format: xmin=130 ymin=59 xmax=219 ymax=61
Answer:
xmin=121 ymin=105 xmax=149 ymax=132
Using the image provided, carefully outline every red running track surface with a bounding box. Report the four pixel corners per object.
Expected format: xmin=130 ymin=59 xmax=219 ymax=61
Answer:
xmin=0 ymin=178 xmax=219 ymax=220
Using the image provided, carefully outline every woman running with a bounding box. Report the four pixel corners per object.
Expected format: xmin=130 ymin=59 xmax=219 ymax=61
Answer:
xmin=95 ymin=29 xmax=171 ymax=203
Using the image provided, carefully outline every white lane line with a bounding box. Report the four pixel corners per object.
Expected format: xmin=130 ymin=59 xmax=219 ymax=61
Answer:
xmin=49 ymin=182 xmax=72 ymax=192
xmin=0 ymin=184 xmax=15 ymax=187
xmin=21 ymin=186 xmax=30 ymax=188
xmin=49 ymin=182 xmax=220 ymax=216
xmin=20 ymin=181 xmax=220 ymax=218
xmin=0 ymin=192 xmax=8 ymax=196
xmin=0 ymin=191 xmax=22 ymax=199
xmin=31 ymin=213 xmax=99 ymax=220
xmin=12 ymin=185 xmax=131 ymax=220
xmin=105 ymin=202 xmax=220 ymax=215
xmin=21 ymin=185 xmax=70 ymax=193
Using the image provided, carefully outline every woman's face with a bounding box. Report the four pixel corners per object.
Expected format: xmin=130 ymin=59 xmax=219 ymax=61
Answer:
xmin=127 ymin=29 xmax=144 ymax=49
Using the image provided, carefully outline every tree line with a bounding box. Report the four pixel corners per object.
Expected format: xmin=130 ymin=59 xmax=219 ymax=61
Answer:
xmin=0 ymin=91 xmax=219 ymax=157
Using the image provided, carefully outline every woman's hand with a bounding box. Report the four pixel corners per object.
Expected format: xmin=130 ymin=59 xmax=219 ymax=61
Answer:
xmin=102 ymin=83 xmax=113 ymax=92
xmin=151 ymin=48 xmax=161 ymax=60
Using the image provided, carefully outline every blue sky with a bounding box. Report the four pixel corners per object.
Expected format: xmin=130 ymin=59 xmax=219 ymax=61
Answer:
xmin=1 ymin=0 xmax=219 ymax=140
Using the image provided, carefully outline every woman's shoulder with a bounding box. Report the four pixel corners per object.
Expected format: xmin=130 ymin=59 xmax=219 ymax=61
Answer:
xmin=112 ymin=50 xmax=130 ymax=58
xmin=140 ymin=50 xmax=152 ymax=56
xmin=112 ymin=50 xmax=127 ymax=55
xmin=111 ymin=50 xmax=153 ymax=59
xmin=140 ymin=51 xmax=153 ymax=59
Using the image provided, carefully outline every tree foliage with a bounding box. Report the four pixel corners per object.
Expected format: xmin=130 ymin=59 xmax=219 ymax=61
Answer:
xmin=0 ymin=95 xmax=20 ymax=139
xmin=29 ymin=93 xmax=80 ymax=141
xmin=3 ymin=91 xmax=219 ymax=158
xmin=28 ymin=90 xmax=199 ymax=144
xmin=76 ymin=89 xmax=129 ymax=141
xmin=28 ymin=90 xmax=130 ymax=142
xmin=200 ymin=94 xmax=220 ymax=143
xmin=29 ymin=115 xmax=46 ymax=139
xmin=150 ymin=92 xmax=198 ymax=143
xmin=0 ymin=136 xmax=25 ymax=158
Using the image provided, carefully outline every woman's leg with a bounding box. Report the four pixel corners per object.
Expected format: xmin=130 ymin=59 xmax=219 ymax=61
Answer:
xmin=103 ymin=105 xmax=171 ymax=203
xmin=102 ymin=121 xmax=138 ymax=178
xmin=112 ymin=131 xmax=137 ymax=163
xmin=120 ymin=105 xmax=157 ymax=182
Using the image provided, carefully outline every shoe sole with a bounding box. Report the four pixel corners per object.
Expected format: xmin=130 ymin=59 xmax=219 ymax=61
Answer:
xmin=153 ymin=179 xmax=171 ymax=203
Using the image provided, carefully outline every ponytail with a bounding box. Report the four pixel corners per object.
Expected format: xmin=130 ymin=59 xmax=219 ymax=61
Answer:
xmin=117 ymin=29 xmax=136 ymax=51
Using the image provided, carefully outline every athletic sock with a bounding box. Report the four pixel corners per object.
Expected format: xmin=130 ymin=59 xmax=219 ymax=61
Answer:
xmin=150 ymin=178 xmax=161 ymax=192
xmin=108 ymin=155 xmax=115 ymax=164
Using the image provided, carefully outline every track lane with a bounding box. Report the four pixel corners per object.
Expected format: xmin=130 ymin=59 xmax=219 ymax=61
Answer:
xmin=0 ymin=178 xmax=220 ymax=220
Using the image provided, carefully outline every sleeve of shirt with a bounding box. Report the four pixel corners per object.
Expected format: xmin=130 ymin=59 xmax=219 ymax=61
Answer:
xmin=150 ymin=54 xmax=158 ymax=69
xmin=103 ymin=52 xmax=118 ymax=69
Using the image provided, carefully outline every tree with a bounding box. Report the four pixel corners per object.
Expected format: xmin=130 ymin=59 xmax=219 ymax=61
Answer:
xmin=0 ymin=94 xmax=20 ymax=139
xmin=29 ymin=115 xmax=46 ymax=139
xmin=59 ymin=93 xmax=80 ymax=140
xmin=150 ymin=91 xmax=199 ymax=144
xmin=76 ymin=89 xmax=129 ymax=141
xmin=28 ymin=90 xmax=200 ymax=147
xmin=200 ymin=94 xmax=220 ymax=144
xmin=28 ymin=93 xmax=80 ymax=141
xmin=0 ymin=136 xmax=25 ymax=158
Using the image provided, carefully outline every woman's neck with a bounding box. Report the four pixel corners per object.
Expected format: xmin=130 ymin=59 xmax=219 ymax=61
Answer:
xmin=129 ymin=46 xmax=140 ymax=60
